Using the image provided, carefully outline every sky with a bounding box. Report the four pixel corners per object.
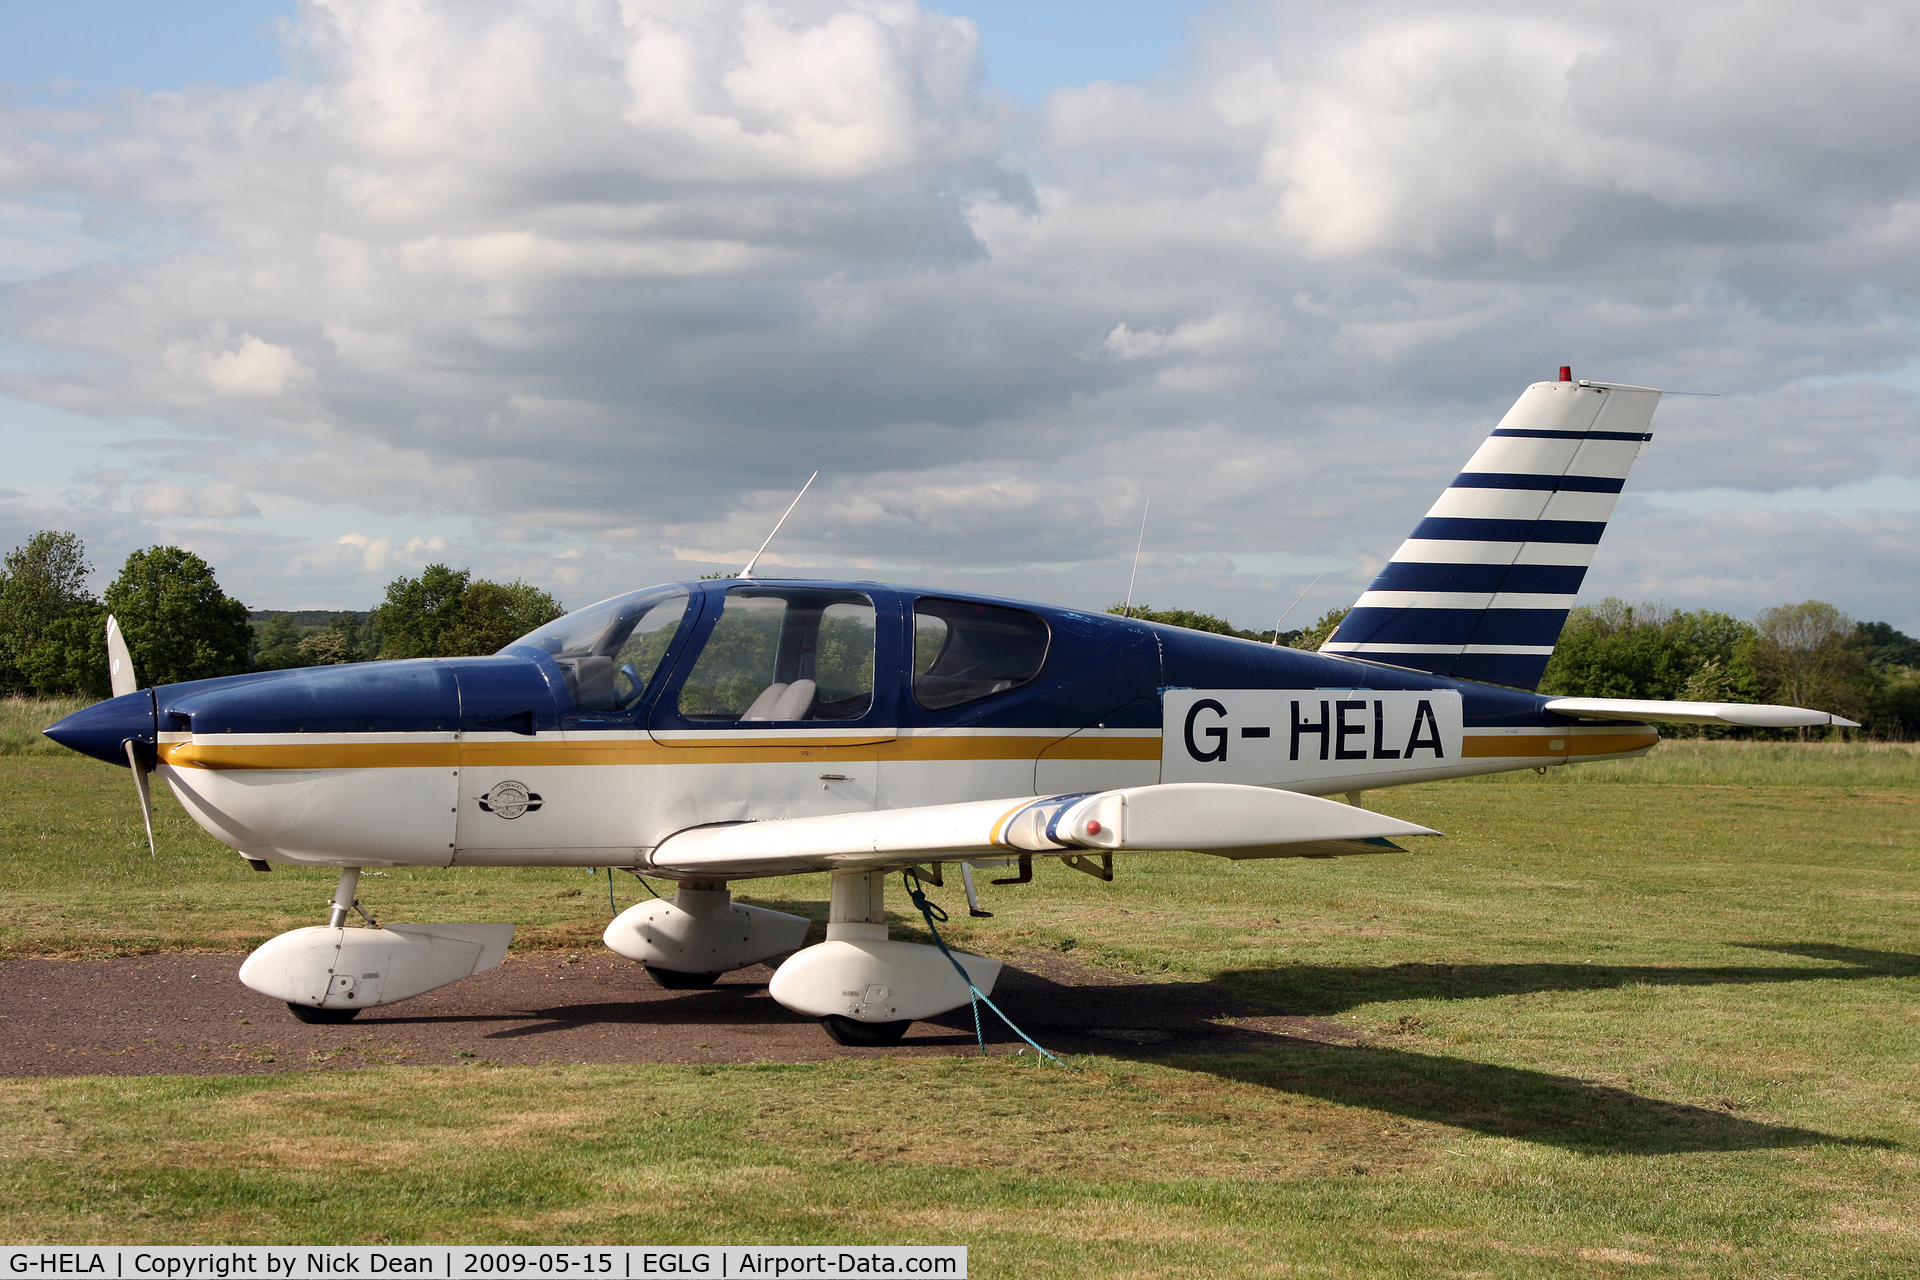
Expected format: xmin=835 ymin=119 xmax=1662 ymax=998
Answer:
xmin=1 ymin=0 xmax=1916 ymax=635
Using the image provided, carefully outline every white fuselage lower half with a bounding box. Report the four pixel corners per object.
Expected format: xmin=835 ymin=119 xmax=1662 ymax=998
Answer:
xmin=157 ymin=709 xmax=1655 ymax=872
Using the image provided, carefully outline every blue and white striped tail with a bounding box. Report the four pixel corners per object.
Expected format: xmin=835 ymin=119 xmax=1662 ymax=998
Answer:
xmin=1322 ymin=375 xmax=1662 ymax=691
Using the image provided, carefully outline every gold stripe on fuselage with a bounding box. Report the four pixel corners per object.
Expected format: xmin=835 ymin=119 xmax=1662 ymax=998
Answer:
xmin=160 ymin=731 xmax=1166 ymax=771
xmin=160 ymin=724 xmax=1654 ymax=772
xmin=1460 ymin=729 xmax=1659 ymax=759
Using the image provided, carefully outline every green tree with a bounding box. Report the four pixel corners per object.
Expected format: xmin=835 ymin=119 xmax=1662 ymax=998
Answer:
xmin=0 ymin=530 xmax=99 ymax=693
xmin=252 ymin=615 xmax=311 ymax=671
xmin=375 ymin=564 xmax=472 ymax=658
xmin=443 ymin=580 xmax=566 ymax=655
xmin=1872 ymin=672 xmax=1920 ymax=740
xmin=1749 ymin=601 xmax=1876 ymax=737
xmin=1291 ymin=607 xmax=1350 ymax=652
xmin=377 ymin=566 xmax=565 ymax=658
xmin=1857 ymin=621 xmax=1920 ymax=672
xmin=1105 ymin=603 xmax=1273 ymax=642
xmin=1540 ymin=599 xmax=1758 ymax=706
xmin=19 ymin=610 xmax=110 ymax=698
xmin=1108 ymin=603 xmax=1235 ymax=634
xmin=101 ymin=546 xmax=252 ymax=687
xmin=299 ymin=613 xmax=372 ymax=665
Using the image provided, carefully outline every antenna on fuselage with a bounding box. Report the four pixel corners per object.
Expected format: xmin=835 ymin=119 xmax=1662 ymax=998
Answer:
xmin=1269 ymin=558 xmax=1339 ymax=645
xmin=1120 ymin=498 xmax=1149 ymax=618
xmin=738 ymin=470 xmax=819 ymax=579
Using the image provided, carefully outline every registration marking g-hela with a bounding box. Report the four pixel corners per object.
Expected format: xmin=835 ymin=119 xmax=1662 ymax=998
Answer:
xmin=1161 ymin=689 xmax=1466 ymax=784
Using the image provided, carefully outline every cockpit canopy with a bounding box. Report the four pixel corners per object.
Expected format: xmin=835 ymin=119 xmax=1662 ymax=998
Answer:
xmin=510 ymin=580 xmax=1056 ymax=721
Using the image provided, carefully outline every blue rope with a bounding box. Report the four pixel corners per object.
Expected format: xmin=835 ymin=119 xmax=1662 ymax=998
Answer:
xmin=901 ymin=869 xmax=1076 ymax=1071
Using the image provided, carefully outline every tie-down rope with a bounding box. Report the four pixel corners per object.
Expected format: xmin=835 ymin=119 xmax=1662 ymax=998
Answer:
xmin=901 ymin=868 xmax=1075 ymax=1071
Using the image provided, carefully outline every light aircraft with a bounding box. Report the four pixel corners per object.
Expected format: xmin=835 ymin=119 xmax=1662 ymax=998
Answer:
xmin=46 ymin=369 xmax=1856 ymax=1046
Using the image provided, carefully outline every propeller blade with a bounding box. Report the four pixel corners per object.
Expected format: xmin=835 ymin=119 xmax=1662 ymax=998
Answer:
xmin=123 ymin=738 xmax=156 ymax=858
xmin=106 ymin=615 xmax=138 ymax=698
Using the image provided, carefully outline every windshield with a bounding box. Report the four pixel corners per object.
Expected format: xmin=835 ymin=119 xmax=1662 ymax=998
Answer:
xmin=510 ymin=585 xmax=691 ymax=711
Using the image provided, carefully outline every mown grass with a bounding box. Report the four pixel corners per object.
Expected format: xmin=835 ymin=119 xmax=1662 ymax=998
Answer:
xmin=1473 ymin=736 xmax=1920 ymax=788
xmin=2 ymin=739 xmax=1918 ymax=1272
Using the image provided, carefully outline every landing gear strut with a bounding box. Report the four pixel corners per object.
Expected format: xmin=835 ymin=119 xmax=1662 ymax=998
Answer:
xmin=282 ymin=867 xmax=376 ymax=1022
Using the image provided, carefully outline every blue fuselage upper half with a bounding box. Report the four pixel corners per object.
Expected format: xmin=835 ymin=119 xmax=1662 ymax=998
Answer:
xmin=51 ymin=577 xmax=1574 ymax=765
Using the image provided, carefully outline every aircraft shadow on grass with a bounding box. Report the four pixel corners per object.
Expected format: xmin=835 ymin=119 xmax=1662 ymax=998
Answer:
xmin=1208 ymin=940 xmax=1920 ymax=1018
xmin=1178 ymin=941 xmax=1912 ymax=1156
xmin=367 ymin=941 xmax=1910 ymax=1157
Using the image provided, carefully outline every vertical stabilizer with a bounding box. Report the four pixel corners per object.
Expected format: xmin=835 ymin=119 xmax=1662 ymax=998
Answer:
xmin=1321 ymin=374 xmax=1661 ymax=691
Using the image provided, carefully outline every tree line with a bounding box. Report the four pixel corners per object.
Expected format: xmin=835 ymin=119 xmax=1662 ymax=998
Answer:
xmin=0 ymin=531 xmax=565 ymax=699
xmin=7 ymin=527 xmax=1913 ymax=738
xmin=1110 ymin=598 xmax=1920 ymax=739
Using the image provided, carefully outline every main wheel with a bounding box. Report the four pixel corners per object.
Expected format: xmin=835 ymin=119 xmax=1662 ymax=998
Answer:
xmin=645 ymin=966 xmax=721 ymax=989
xmin=820 ymin=1015 xmax=911 ymax=1046
xmin=287 ymin=1002 xmax=360 ymax=1024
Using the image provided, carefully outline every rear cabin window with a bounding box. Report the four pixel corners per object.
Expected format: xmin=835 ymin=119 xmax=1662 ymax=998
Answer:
xmin=912 ymin=598 xmax=1050 ymax=711
xmin=677 ymin=586 xmax=876 ymax=722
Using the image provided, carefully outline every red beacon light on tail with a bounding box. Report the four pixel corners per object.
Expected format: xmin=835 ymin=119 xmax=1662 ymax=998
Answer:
xmin=1559 ymin=365 xmax=1572 ymax=382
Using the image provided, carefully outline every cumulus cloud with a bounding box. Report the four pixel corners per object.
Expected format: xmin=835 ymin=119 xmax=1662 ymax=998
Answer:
xmin=0 ymin=0 xmax=1915 ymax=628
xmin=160 ymin=329 xmax=314 ymax=400
xmin=129 ymin=479 xmax=261 ymax=519
xmin=334 ymin=532 xmax=449 ymax=576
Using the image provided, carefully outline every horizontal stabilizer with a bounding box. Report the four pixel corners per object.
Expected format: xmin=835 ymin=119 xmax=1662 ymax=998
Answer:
xmin=1544 ymin=697 xmax=1860 ymax=729
xmin=647 ymin=783 xmax=1437 ymax=878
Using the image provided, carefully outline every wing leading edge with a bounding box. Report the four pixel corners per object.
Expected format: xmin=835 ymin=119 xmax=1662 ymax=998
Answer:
xmin=644 ymin=782 xmax=1439 ymax=879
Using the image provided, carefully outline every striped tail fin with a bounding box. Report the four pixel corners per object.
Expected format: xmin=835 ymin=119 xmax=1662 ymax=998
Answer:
xmin=1321 ymin=373 xmax=1662 ymax=691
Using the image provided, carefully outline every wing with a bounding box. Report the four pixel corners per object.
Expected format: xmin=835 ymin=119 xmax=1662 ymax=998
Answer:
xmin=645 ymin=782 xmax=1439 ymax=878
xmin=1543 ymin=697 xmax=1859 ymax=729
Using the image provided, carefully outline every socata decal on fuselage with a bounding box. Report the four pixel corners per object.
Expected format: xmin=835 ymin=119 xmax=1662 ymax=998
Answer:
xmin=45 ymin=373 xmax=1856 ymax=1046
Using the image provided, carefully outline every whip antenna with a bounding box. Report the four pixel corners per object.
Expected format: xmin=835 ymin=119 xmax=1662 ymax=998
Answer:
xmin=739 ymin=471 xmax=818 ymax=579
xmin=1120 ymin=498 xmax=1149 ymax=618
xmin=1270 ymin=558 xmax=1339 ymax=645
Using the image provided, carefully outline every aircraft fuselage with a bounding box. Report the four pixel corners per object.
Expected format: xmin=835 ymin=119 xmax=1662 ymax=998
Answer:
xmin=49 ymin=578 xmax=1656 ymax=874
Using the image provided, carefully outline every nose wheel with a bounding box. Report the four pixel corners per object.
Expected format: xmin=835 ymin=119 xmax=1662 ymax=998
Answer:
xmin=280 ymin=866 xmax=381 ymax=1024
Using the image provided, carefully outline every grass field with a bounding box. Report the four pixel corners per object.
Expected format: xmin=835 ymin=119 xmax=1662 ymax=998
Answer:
xmin=2 ymin=700 xmax=1918 ymax=1274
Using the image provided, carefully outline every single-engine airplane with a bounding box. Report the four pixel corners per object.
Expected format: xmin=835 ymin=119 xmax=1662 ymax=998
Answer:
xmin=46 ymin=370 xmax=1857 ymax=1045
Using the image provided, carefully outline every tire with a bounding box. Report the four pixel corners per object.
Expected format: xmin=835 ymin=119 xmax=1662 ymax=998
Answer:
xmin=645 ymin=966 xmax=721 ymax=989
xmin=287 ymin=1002 xmax=360 ymax=1024
xmin=820 ymin=1015 xmax=912 ymax=1046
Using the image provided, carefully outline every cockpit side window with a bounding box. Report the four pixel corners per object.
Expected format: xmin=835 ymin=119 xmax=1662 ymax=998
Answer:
xmin=676 ymin=586 xmax=876 ymax=722
xmin=912 ymin=598 xmax=1049 ymax=711
xmin=510 ymin=585 xmax=691 ymax=711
